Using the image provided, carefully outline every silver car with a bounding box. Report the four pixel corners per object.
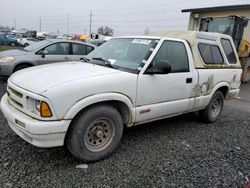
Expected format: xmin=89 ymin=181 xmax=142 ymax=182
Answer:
xmin=0 ymin=39 xmax=96 ymax=76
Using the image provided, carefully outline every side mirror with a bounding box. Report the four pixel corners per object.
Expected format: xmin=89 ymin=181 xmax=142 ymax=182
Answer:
xmin=145 ymin=59 xmax=171 ymax=74
xmin=41 ymin=50 xmax=48 ymax=58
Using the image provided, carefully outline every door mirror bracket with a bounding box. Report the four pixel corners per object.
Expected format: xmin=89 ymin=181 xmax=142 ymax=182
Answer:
xmin=41 ymin=50 xmax=48 ymax=58
xmin=145 ymin=59 xmax=171 ymax=74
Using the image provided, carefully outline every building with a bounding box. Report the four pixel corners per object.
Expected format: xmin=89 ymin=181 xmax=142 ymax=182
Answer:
xmin=182 ymin=4 xmax=250 ymax=42
xmin=182 ymin=4 xmax=250 ymax=82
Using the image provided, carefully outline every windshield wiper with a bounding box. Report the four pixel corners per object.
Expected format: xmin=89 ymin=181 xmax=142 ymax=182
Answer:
xmin=80 ymin=57 xmax=90 ymax=62
xmin=92 ymin=57 xmax=116 ymax=69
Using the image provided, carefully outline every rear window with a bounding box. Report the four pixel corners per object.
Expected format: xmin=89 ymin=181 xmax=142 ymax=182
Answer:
xmin=221 ymin=38 xmax=237 ymax=64
xmin=72 ymin=43 xmax=87 ymax=55
xmin=198 ymin=43 xmax=224 ymax=64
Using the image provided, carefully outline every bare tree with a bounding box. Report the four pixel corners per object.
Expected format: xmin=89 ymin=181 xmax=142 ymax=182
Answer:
xmin=97 ymin=26 xmax=114 ymax=36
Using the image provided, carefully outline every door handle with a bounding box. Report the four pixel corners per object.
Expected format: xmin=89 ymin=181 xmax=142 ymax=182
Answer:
xmin=186 ymin=78 xmax=192 ymax=83
xmin=64 ymin=57 xmax=69 ymax=60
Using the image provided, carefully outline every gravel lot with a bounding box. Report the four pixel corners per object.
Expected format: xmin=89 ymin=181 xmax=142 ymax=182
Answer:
xmin=0 ymin=78 xmax=249 ymax=188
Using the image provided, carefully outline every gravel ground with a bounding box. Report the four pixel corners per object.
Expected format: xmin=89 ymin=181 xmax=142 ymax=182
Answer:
xmin=0 ymin=78 xmax=249 ymax=188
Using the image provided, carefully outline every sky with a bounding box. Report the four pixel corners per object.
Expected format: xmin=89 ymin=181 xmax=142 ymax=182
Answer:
xmin=0 ymin=0 xmax=250 ymax=36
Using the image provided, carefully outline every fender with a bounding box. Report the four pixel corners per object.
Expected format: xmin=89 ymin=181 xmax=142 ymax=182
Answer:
xmin=12 ymin=61 xmax=35 ymax=72
xmin=193 ymin=81 xmax=230 ymax=110
xmin=209 ymin=81 xmax=230 ymax=97
xmin=63 ymin=92 xmax=136 ymax=122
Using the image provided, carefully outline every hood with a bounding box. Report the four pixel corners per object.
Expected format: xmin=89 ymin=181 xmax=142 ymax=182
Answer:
xmin=9 ymin=62 xmax=121 ymax=94
xmin=0 ymin=49 xmax=28 ymax=58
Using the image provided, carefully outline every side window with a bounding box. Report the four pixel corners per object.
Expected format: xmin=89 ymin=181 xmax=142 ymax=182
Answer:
xmin=87 ymin=46 xmax=94 ymax=54
xmin=198 ymin=43 xmax=224 ymax=64
xmin=153 ymin=40 xmax=189 ymax=72
xmin=221 ymin=38 xmax=237 ymax=64
xmin=45 ymin=42 xmax=69 ymax=55
xmin=72 ymin=43 xmax=87 ymax=55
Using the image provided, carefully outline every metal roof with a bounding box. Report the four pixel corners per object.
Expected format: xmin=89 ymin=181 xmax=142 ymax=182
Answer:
xmin=182 ymin=4 xmax=250 ymax=13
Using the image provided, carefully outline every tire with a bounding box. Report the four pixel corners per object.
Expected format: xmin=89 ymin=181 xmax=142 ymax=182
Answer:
xmin=10 ymin=42 xmax=15 ymax=47
xmin=199 ymin=91 xmax=224 ymax=123
xmin=66 ymin=105 xmax=124 ymax=162
xmin=13 ymin=64 xmax=32 ymax=72
xmin=24 ymin=43 xmax=29 ymax=47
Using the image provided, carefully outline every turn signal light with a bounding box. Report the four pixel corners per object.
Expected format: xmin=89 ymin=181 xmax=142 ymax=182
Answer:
xmin=40 ymin=101 xmax=52 ymax=117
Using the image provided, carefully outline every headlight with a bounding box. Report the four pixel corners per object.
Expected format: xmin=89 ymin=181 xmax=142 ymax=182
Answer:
xmin=35 ymin=100 xmax=41 ymax=112
xmin=0 ymin=56 xmax=15 ymax=63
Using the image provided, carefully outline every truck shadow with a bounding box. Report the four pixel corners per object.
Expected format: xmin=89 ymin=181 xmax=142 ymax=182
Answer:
xmin=2 ymin=112 xmax=205 ymax=163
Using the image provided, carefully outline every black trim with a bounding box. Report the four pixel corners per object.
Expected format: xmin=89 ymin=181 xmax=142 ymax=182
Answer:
xmin=186 ymin=78 xmax=192 ymax=83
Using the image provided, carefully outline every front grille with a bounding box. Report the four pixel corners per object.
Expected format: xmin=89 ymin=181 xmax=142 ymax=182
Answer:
xmin=8 ymin=87 xmax=23 ymax=98
xmin=7 ymin=86 xmax=24 ymax=110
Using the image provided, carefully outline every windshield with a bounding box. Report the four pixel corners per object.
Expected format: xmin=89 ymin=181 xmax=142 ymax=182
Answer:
xmin=86 ymin=38 xmax=156 ymax=72
xmin=23 ymin=40 xmax=53 ymax=52
xmin=200 ymin=17 xmax=234 ymax=36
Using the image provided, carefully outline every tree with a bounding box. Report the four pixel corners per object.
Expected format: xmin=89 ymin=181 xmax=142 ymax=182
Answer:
xmin=97 ymin=26 xmax=114 ymax=36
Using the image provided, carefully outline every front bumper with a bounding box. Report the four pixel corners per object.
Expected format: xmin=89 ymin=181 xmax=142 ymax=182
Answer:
xmin=0 ymin=64 xmax=12 ymax=76
xmin=0 ymin=94 xmax=71 ymax=147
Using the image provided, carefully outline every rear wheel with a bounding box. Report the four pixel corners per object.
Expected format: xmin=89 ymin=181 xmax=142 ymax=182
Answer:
xmin=24 ymin=43 xmax=29 ymax=47
xmin=199 ymin=91 xmax=224 ymax=123
xmin=66 ymin=105 xmax=124 ymax=161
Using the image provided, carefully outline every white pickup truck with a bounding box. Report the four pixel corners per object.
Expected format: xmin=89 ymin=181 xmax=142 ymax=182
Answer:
xmin=0 ymin=31 xmax=242 ymax=161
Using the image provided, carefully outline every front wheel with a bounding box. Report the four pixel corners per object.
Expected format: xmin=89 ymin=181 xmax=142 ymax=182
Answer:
xmin=199 ymin=91 xmax=224 ymax=123
xmin=66 ymin=105 xmax=124 ymax=161
xmin=13 ymin=64 xmax=32 ymax=72
xmin=9 ymin=42 xmax=15 ymax=46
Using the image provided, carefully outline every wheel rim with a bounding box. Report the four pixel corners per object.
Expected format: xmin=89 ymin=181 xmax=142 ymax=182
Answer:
xmin=210 ymin=97 xmax=222 ymax=118
xmin=84 ymin=118 xmax=115 ymax=152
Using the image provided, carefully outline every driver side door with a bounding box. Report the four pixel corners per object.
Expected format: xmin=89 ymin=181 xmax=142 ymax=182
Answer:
xmin=135 ymin=39 xmax=197 ymax=123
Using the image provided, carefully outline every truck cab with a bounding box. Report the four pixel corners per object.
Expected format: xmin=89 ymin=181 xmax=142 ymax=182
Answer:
xmin=0 ymin=31 xmax=242 ymax=162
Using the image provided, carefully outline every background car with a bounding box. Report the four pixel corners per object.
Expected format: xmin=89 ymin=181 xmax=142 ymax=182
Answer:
xmin=18 ymin=38 xmax=39 ymax=46
xmin=0 ymin=39 xmax=96 ymax=76
xmin=0 ymin=34 xmax=17 ymax=46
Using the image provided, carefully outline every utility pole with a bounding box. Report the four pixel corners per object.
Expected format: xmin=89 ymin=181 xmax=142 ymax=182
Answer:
xmin=67 ymin=14 xmax=69 ymax=34
xmin=89 ymin=10 xmax=92 ymax=36
xmin=14 ymin=20 xmax=16 ymax=30
xmin=39 ymin=17 xmax=41 ymax=32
